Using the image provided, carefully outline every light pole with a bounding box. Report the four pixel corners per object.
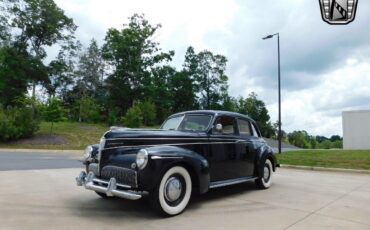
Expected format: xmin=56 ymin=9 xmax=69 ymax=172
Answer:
xmin=262 ymin=33 xmax=281 ymax=154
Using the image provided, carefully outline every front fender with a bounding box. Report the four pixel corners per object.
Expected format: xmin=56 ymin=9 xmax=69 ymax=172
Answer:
xmin=139 ymin=146 xmax=210 ymax=194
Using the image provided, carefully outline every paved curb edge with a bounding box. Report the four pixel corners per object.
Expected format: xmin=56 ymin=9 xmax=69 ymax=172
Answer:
xmin=281 ymin=164 xmax=370 ymax=174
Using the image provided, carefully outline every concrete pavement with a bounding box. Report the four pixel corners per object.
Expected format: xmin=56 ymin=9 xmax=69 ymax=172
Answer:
xmin=0 ymin=151 xmax=82 ymax=170
xmin=0 ymin=167 xmax=369 ymax=230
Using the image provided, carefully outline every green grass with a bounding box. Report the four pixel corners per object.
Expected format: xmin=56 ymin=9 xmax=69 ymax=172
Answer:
xmin=0 ymin=122 xmax=161 ymax=150
xmin=278 ymin=150 xmax=370 ymax=170
xmin=0 ymin=121 xmax=110 ymax=150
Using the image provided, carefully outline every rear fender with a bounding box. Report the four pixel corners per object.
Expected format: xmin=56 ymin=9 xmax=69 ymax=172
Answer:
xmin=254 ymin=145 xmax=277 ymax=178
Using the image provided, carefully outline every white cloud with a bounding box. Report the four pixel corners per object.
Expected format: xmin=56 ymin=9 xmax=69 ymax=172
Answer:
xmin=267 ymin=58 xmax=370 ymax=136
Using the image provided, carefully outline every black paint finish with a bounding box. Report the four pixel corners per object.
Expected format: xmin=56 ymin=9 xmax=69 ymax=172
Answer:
xmin=85 ymin=110 xmax=277 ymax=194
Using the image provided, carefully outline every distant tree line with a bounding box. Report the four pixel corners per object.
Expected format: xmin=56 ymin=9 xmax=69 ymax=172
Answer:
xmin=282 ymin=130 xmax=343 ymax=149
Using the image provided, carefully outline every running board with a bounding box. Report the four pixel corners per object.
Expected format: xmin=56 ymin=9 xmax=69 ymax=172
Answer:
xmin=209 ymin=176 xmax=257 ymax=189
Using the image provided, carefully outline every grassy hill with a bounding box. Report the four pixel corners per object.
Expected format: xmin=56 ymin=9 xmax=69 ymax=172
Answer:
xmin=0 ymin=122 xmax=110 ymax=150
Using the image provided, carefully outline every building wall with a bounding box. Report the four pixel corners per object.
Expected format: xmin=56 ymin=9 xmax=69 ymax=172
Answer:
xmin=342 ymin=110 xmax=370 ymax=150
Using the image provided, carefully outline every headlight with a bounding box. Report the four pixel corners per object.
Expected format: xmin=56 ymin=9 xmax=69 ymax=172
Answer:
xmin=83 ymin=145 xmax=93 ymax=161
xmin=136 ymin=149 xmax=149 ymax=170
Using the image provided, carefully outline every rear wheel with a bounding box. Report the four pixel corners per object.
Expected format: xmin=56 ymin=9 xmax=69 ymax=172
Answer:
xmin=150 ymin=166 xmax=192 ymax=216
xmin=255 ymin=159 xmax=273 ymax=189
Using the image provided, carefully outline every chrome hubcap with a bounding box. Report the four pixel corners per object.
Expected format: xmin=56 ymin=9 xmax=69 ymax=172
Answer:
xmin=164 ymin=177 xmax=182 ymax=202
xmin=263 ymin=165 xmax=270 ymax=181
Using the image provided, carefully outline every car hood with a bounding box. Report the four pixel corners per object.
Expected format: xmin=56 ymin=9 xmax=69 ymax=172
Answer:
xmin=103 ymin=128 xmax=206 ymax=139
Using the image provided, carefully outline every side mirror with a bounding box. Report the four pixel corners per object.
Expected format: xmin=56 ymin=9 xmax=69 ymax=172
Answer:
xmin=215 ymin=123 xmax=223 ymax=132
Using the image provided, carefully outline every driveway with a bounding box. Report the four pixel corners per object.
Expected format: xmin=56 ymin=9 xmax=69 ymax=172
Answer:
xmin=0 ymin=151 xmax=369 ymax=229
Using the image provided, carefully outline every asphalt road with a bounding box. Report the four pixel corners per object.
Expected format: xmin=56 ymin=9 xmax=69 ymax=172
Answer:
xmin=0 ymin=151 xmax=369 ymax=230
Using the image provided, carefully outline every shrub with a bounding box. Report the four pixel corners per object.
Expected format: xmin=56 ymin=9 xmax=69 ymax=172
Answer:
xmin=122 ymin=105 xmax=143 ymax=128
xmin=137 ymin=100 xmax=156 ymax=126
xmin=77 ymin=96 xmax=101 ymax=123
xmin=42 ymin=98 xmax=64 ymax=134
xmin=107 ymin=108 xmax=120 ymax=126
xmin=0 ymin=107 xmax=40 ymax=142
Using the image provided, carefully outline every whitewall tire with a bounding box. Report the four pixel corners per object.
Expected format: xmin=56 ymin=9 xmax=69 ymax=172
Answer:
xmin=255 ymin=159 xmax=273 ymax=189
xmin=150 ymin=166 xmax=192 ymax=216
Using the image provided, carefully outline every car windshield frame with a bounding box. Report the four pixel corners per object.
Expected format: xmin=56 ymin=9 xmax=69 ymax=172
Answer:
xmin=161 ymin=114 xmax=213 ymax=132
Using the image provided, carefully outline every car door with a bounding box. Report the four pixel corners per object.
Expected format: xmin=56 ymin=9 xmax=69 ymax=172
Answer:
xmin=249 ymin=121 xmax=265 ymax=160
xmin=208 ymin=115 xmax=241 ymax=182
xmin=235 ymin=118 xmax=257 ymax=176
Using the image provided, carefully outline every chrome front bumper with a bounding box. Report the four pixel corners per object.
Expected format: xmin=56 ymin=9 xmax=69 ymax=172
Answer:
xmin=76 ymin=171 xmax=145 ymax=200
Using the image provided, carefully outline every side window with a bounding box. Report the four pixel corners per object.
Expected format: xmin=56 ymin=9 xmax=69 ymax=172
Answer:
xmin=213 ymin=116 xmax=236 ymax=135
xmin=251 ymin=123 xmax=260 ymax=137
xmin=237 ymin=119 xmax=251 ymax=136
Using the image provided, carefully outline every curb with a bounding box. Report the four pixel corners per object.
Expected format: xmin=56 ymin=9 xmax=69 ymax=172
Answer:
xmin=0 ymin=148 xmax=82 ymax=154
xmin=280 ymin=164 xmax=370 ymax=174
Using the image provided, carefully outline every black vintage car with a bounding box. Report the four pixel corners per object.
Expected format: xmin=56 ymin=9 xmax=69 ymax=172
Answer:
xmin=76 ymin=110 xmax=278 ymax=216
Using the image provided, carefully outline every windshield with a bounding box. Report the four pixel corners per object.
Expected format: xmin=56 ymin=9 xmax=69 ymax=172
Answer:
xmin=161 ymin=114 xmax=212 ymax=132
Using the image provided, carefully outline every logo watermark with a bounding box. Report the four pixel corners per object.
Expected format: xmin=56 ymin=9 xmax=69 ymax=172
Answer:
xmin=319 ymin=0 xmax=358 ymax=25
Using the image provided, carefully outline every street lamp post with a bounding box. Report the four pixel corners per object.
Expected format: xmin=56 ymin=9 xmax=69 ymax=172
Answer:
xmin=263 ymin=33 xmax=282 ymax=154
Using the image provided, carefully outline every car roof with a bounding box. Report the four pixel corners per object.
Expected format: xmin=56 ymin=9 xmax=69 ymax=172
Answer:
xmin=169 ymin=110 xmax=255 ymax=122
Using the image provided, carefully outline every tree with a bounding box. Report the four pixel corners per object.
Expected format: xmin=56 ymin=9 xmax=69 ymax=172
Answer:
xmin=77 ymin=96 xmax=101 ymax=123
xmin=43 ymin=97 xmax=64 ymax=134
xmin=169 ymin=70 xmax=198 ymax=113
xmin=102 ymin=14 xmax=174 ymax=114
xmin=237 ymin=93 xmax=276 ymax=137
xmin=0 ymin=45 xmax=47 ymax=107
xmin=288 ymin=131 xmax=311 ymax=149
xmin=122 ymin=104 xmax=143 ymax=128
xmin=74 ymin=39 xmax=105 ymax=100
xmin=46 ymin=42 xmax=80 ymax=101
xmin=7 ymin=0 xmax=77 ymax=99
xmin=149 ymin=65 xmax=176 ymax=122
xmin=137 ymin=100 xmax=156 ymax=126
xmin=330 ymin=135 xmax=342 ymax=142
xmin=183 ymin=46 xmax=228 ymax=109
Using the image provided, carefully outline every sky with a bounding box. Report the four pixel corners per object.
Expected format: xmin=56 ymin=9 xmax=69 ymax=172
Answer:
xmin=54 ymin=0 xmax=370 ymax=137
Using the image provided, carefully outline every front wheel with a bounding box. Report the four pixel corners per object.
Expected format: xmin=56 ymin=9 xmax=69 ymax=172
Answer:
xmin=150 ymin=166 xmax=192 ymax=216
xmin=255 ymin=159 xmax=273 ymax=189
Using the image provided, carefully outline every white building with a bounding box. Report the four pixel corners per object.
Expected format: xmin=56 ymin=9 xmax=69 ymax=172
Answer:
xmin=342 ymin=110 xmax=370 ymax=150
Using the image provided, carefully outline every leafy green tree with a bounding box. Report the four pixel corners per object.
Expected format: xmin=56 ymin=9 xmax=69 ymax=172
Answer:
xmin=102 ymin=14 xmax=173 ymax=113
xmin=107 ymin=108 xmax=120 ymax=126
xmin=169 ymin=70 xmax=198 ymax=113
xmin=237 ymin=93 xmax=276 ymax=137
xmin=184 ymin=46 xmax=228 ymax=109
xmin=317 ymin=140 xmax=332 ymax=149
xmin=137 ymin=100 xmax=156 ymax=126
xmin=316 ymin=135 xmax=328 ymax=143
xmin=331 ymin=140 xmax=343 ymax=149
xmin=330 ymin=135 xmax=342 ymax=142
xmin=7 ymin=0 xmax=77 ymax=99
xmin=219 ymin=93 xmax=238 ymax=112
xmin=0 ymin=1 xmax=10 ymax=43
xmin=77 ymin=96 xmax=101 ymax=123
xmin=46 ymin=43 xmax=80 ymax=100
xmin=149 ymin=65 xmax=176 ymax=122
xmin=0 ymin=106 xmax=40 ymax=141
xmin=0 ymin=45 xmax=47 ymax=107
xmin=122 ymin=104 xmax=143 ymax=128
xmin=288 ymin=131 xmax=311 ymax=149
xmin=43 ymin=97 xmax=64 ymax=134
xmin=74 ymin=39 xmax=105 ymax=100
